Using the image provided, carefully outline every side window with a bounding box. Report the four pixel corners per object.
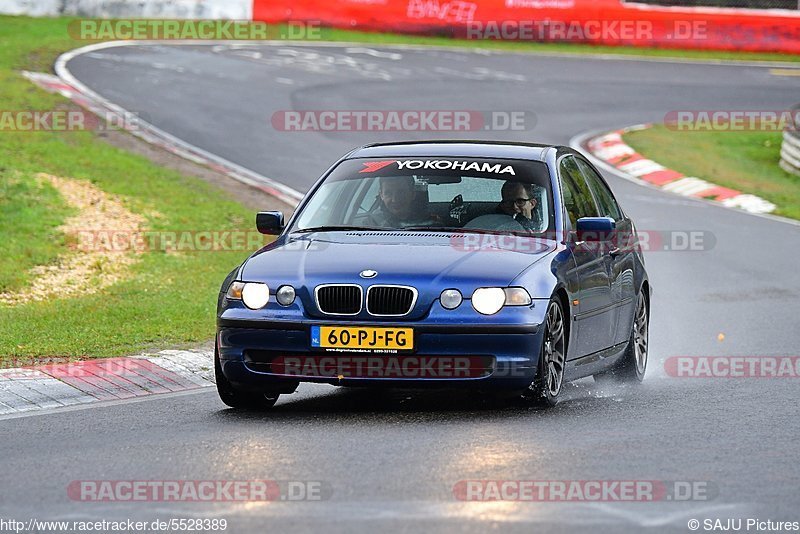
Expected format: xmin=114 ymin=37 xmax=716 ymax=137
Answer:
xmin=576 ymin=159 xmax=623 ymax=221
xmin=559 ymin=156 xmax=598 ymax=228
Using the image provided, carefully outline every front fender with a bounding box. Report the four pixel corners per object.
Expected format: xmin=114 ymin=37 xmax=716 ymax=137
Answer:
xmin=510 ymin=245 xmax=576 ymax=301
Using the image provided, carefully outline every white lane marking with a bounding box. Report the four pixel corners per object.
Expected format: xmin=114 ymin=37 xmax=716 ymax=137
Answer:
xmin=0 ymin=379 xmax=63 ymax=410
xmin=661 ymin=177 xmax=714 ymax=195
xmin=433 ymin=65 xmax=526 ymax=81
xmin=12 ymin=377 xmax=95 ymax=407
xmin=592 ymin=143 xmax=635 ymax=161
xmin=0 ymin=387 xmax=212 ymax=421
xmin=153 ymin=350 xmax=215 ymax=383
xmin=141 ymin=355 xmax=211 ymax=387
xmin=345 ymin=47 xmax=403 ymax=60
xmin=721 ymin=194 xmax=777 ymax=214
xmin=231 ymin=50 xmax=263 ymax=59
xmin=617 ymin=159 xmax=665 ymax=177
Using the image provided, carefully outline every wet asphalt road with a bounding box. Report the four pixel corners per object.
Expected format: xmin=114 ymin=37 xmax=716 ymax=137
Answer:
xmin=2 ymin=44 xmax=799 ymax=533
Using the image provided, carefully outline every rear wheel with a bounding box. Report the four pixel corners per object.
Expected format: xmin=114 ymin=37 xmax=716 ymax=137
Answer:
xmin=520 ymin=298 xmax=566 ymax=407
xmin=595 ymin=291 xmax=648 ymax=384
xmin=215 ymin=347 xmax=280 ymax=410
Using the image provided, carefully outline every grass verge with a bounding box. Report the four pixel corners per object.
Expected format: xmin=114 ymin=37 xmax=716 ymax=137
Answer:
xmin=623 ymin=125 xmax=799 ymax=220
xmin=0 ymin=16 xmax=258 ymax=360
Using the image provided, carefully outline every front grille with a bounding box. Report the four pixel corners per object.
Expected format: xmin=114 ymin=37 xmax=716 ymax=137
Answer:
xmin=367 ymin=285 xmax=416 ymax=316
xmin=315 ymin=284 xmax=362 ymax=315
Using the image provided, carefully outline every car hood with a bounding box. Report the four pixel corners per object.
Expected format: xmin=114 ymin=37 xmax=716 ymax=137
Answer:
xmin=241 ymin=231 xmax=556 ymax=318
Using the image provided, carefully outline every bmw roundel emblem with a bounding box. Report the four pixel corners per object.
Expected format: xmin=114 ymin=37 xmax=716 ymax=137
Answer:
xmin=360 ymin=269 xmax=378 ymax=279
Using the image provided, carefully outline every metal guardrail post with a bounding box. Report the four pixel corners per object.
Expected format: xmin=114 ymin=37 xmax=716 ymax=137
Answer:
xmin=779 ymin=104 xmax=800 ymax=177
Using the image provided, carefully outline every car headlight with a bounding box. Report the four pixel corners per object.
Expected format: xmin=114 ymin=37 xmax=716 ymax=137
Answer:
xmin=276 ymin=285 xmax=296 ymax=306
xmin=440 ymin=289 xmax=463 ymax=310
xmin=241 ymin=282 xmax=270 ymax=310
xmin=471 ymin=287 xmax=506 ymax=315
xmin=504 ymin=287 xmax=532 ymax=306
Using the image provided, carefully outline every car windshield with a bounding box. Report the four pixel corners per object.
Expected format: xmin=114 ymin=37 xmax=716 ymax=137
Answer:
xmin=291 ymin=157 xmax=555 ymax=235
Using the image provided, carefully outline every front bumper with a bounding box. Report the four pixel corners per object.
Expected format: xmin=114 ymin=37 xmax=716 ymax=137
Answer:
xmin=217 ymin=306 xmax=545 ymax=391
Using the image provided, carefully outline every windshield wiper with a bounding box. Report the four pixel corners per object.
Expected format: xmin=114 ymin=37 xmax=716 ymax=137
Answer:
xmin=292 ymin=225 xmax=389 ymax=234
xmin=402 ymin=226 xmax=537 ymax=236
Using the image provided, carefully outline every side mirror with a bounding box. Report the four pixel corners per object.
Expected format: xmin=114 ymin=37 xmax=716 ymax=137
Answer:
xmin=575 ymin=217 xmax=615 ymax=241
xmin=256 ymin=211 xmax=285 ymax=235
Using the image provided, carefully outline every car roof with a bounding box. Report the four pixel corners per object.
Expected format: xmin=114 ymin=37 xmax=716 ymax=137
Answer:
xmin=347 ymin=140 xmax=558 ymax=161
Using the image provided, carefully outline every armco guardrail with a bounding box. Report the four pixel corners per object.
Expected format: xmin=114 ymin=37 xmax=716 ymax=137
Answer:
xmin=780 ymin=106 xmax=800 ymax=177
xmin=254 ymin=0 xmax=800 ymax=54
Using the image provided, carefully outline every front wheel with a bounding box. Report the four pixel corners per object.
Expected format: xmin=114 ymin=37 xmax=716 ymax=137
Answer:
xmin=595 ymin=291 xmax=648 ymax=384
xmin=520 ymin=298 xmax=567 ymax=407
xmin=215 ymin=347 xmax=279 ymax=410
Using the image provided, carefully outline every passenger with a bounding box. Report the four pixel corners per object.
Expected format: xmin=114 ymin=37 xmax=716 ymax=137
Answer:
xmin=496 ymin=181 xmax=541 ymax=232
xmin=366 ymin=176 xmax=433 ymax=227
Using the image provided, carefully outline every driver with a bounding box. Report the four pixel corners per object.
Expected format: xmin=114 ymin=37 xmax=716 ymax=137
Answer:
xmin=496 ymin=181 xmax=540 ymax=232
xmin=366 ymin=176 xmax=433 ymax=227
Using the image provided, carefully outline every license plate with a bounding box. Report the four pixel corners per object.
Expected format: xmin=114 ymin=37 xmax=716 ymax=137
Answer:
xmin=311 ymin=326 xmax=414 ymax=352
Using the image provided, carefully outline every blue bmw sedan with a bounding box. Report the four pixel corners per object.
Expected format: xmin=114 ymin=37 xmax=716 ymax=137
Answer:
xmin=216 ymin=141 xmax=650 ymax=409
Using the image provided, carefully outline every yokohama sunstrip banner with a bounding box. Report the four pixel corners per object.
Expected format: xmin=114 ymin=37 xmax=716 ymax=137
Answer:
xmin=253 ymin=0 xmax=800 ymax=54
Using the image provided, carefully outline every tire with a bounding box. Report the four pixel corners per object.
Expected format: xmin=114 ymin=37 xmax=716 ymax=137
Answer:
xmin=520 ymin=297 xmax=567 ymax=407
xmin=595 ymin=290 xmax=648 ymax=384
xmin=215 ymin=347 xmax=279 ymax=410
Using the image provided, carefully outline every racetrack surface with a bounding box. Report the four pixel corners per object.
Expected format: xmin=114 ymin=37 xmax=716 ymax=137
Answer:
xmin=3 ymin=44 xmax=799 ymax=532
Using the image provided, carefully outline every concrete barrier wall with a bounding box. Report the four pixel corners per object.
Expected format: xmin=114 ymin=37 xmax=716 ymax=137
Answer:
xmin=0 ymin=0 xmax=252 ymax=19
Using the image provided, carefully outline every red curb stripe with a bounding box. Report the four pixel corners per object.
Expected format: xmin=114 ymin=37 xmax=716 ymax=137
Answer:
xmin=77 ymin=362 xmax=148 ymax=398
xmin=133 ymin=359 xmax=201 ymax=391
xmin=613 ymin=153 xmax=644 ymax=167
xmin=639 ymin=169 xmax=685 ymax=186
xmin=36 ymin=357 xmax=205 ymax=402
xmin=92 ymin=360 xmax=172 ymax=396
xmin=39 ymin=368 xmax=126 ymax=401
xmin=691 ymin=185 xmax=742 ymax=201
xmin=119 ymin=360 xmax=195 ymax=393
xmin=605 ymin=153 xmax=632 ymax=165
xmin=40 ymin=361 xmax=140 ymax=399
